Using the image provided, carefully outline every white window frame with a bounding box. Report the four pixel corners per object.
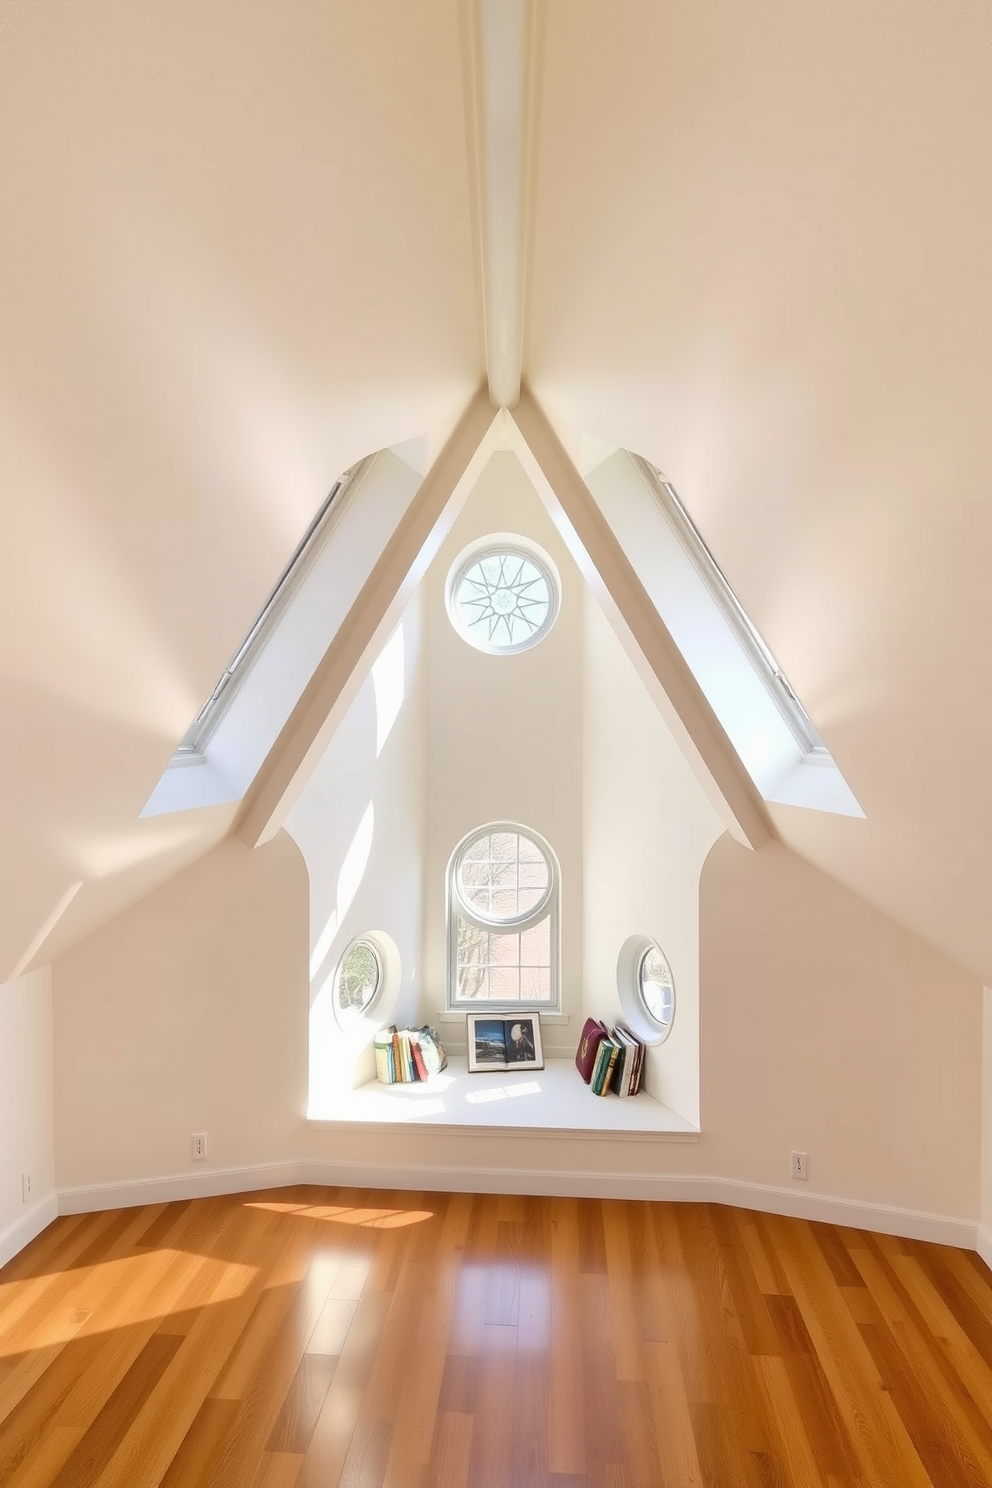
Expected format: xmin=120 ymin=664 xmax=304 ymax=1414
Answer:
xmin=445 ymin=534 xmax=562 ymax=656
xmin=332 ymin=934 xmax=384 ymax=1028
xmin=629 ymin=455 xmax=827 ymax=758
xmin=445 ymin=822 xmax=561 ymax=1013
xmin=171 ymin=457 xmax=373 ymax=765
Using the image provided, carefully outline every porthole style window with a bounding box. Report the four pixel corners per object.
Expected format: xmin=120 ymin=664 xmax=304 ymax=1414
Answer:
xmin=446 ymin=538 xmax=560 ymax=655
xmin=616 ymin=935 xmax=676 ymax=1045
xmin=447 ymin=824 xmax=560 ymax=1008
xmin=638 ymin=942 xmax=675 ymax=1037
xmin=333 ymin=936 xmax=383 ymax=1025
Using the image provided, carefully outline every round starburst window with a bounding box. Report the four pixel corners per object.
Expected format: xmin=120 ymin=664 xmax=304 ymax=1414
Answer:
xmin=446 ymin=539 xmax=560 ymax=655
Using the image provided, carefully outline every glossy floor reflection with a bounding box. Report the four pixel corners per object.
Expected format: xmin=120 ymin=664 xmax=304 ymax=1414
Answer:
xmin=1 ymin=1187 xmax=991 ymax=1485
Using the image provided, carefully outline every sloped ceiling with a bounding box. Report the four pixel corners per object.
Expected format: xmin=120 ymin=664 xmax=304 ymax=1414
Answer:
xmin=2 ymin=0 xmax=992 ymax=983
xmin=0 ymin=0 xmax=480 ymax=973
xmin=528 ymin=0 xmax=992 ymax=979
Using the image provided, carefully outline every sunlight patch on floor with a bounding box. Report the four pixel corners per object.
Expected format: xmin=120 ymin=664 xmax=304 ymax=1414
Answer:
xmin=0 ymin=1250 xmax=257 ymax=1356
xmin=245 ymin=1200 xmax=434 ymax=1229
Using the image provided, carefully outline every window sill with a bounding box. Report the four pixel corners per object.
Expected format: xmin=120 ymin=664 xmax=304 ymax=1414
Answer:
xmin=438 ymin=1009 xmax=570 ymax=1024
xmin=308 ymin=1057 xmax=698 ymax=1141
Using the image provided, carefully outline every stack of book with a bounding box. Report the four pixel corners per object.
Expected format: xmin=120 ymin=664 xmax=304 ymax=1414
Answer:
xmin=574 ymin=1017 xmax=645 ymax=1097
xmin=373 ymin=1025 xmax=446 ymax=1085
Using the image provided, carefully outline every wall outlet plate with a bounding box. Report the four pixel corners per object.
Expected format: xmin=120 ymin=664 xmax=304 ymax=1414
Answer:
xmin=791 ymin=1150 xmax=809 ymax=1181
xmin=191 ymin=1133 xmax=207 ymax=1162
xmin=21 ymin=1171 xmax=32 ymax=1203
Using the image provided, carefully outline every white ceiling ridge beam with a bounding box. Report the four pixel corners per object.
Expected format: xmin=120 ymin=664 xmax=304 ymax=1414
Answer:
xmin=508 ymin=390 xmax=773 ymax=852
xmin=466 ymin=0 xmax=542 ymax=410
xmin=235 ymin=387 xmax=502 ymax=850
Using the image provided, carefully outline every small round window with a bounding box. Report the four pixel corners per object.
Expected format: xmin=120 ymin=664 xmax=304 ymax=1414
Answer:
xmin=638 ymin=942 xmax=675 ymax=1037
xmin=333 ymin=937 xmax=382 ymax=1023
xmin=447 ymin=540 xmax=560 ymax=655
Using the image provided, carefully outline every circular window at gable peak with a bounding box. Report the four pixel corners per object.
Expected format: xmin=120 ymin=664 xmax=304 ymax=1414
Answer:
xmin=446 ymin=538 xmax=560 ymax=655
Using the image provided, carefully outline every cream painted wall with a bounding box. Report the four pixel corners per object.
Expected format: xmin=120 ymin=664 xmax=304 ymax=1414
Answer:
xmin=697 ymin=836 xmax=981 ymax=1218
xmin=421 ymin=450 xmax=585 ymax=1054
xmin=53 ymin=832 xmax=309 ymax=1194
xmin=0 ymin=968 xmax=55 ymax=1263
xmin=582 ymin=593 xmax=724 ymax=1124
xmin=285 ymin=595 xmax=426 ymax=1106
xmin=981 ymin=987 xmax=992 ymax=1256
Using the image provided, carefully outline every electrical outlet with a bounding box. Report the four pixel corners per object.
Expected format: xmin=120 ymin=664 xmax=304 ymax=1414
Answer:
xmin=791 ymin=1150 xmax=809 ymax=1181
xmin=191 ymin=1133 xmax=207 ymax=1162
xmin=21 ymin=1171 xmax=32 ymax=1203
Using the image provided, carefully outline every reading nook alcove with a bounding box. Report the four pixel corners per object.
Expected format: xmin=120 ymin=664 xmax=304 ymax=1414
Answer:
xmin=287 ymin=446 xmax=720 ymax=1149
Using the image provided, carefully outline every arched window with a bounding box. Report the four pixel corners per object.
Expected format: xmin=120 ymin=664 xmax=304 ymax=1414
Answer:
xmin=447 ymin=823 xmax=560 ymax=1009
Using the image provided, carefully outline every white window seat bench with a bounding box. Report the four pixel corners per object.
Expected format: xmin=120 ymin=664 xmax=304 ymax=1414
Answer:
xmin=309 ymin=1057 xmax=698 ymax=1140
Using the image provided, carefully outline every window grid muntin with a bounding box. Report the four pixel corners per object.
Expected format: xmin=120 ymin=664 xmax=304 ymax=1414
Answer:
xmin=447 ymin=822 xmax=560 ymax=1011
xmin=454 ymin=916 xmax=553 ymax=1004
xmin=455 ymin=828 xmax=552 ymax=927
xmin=455 ymin=552 xmax=551 ymax=649
xmin=447 ymin=542 xmax=560 ymax=656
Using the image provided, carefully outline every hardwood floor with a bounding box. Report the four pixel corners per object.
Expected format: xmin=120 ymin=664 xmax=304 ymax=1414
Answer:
xmin=1 ymin=1189 xmax=991 ymax=1486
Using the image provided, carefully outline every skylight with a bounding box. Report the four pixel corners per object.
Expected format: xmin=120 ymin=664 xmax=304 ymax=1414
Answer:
xmin=630 ymin=456 xmax=827 ymax=760
xmin=582 ymin=447 xmax=863 ymax=817
xmin=171 ymin=459 xmax=371 ymax=766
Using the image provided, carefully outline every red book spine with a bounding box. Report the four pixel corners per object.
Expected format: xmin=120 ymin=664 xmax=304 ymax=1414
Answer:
xmin=411 ymin=1040 xmax=429 ymax=1082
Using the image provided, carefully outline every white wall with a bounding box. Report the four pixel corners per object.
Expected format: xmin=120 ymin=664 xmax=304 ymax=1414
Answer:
xmin=285 ymin=595 xmax=426 ymax=1108
xmin=0 ymin=968 xmax=55 ymax=1266
xmin=53 ymin=832 xmax=309 ymax=1195
xmin=421 ymin=450 xmax=585 ymax=1054
xmin=304 ymin=835 xmax=982 ymax=1234
xmin=39 ymin=438 xmax=987 ymax=1246
xmin=981 ymin=986 xmax=992 ymax=1264
xmin=582 ymin=593 xmax=724 ymax=1123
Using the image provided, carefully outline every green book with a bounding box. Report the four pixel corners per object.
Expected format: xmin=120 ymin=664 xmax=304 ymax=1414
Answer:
xmin=599 ymin=1041 xmax=621 ymax=1095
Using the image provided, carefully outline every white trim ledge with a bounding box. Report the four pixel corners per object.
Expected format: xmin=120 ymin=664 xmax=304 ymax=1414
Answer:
xmin=55 ymin=1161 xmax=978 ymax=1251
xmin=0 ymin=1191 xmax=59 ymax=1271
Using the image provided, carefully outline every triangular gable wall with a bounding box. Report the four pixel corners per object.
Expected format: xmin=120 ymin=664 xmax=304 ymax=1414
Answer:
xmin=238 ymin=389 xmax=771 ymax=854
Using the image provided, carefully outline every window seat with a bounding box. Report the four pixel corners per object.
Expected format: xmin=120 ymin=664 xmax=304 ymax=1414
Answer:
xmin=309 ymin=1057 xmax=698 ymax=1140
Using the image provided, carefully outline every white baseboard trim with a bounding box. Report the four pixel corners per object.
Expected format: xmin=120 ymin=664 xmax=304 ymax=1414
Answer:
xmin=56 ymin=1159 xmax=978 ymax=1251
xmin=0 ymin=1192 xmax=59 ymax=1271
xmin=977 ymin=1225 xmax=992 ymax=1272
xmin=58 ymin=1161 xmax=309 ymax=1215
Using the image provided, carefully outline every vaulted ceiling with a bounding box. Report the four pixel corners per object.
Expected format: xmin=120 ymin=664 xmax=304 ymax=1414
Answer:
xmin=1 ymin=1 xmax=990 ymax=982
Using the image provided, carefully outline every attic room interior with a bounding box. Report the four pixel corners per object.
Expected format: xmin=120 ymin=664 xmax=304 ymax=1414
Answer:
xmin=1 ymin=1 xmax=991 ymax=1483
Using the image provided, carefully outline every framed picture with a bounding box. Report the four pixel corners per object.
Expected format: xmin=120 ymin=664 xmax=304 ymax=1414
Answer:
xmin=466 ymin=1013 xmax=544 ymax=1072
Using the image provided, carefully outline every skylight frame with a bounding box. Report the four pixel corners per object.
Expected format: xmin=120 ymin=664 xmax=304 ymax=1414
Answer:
xmin=171 ymin=456 xmax=374 ymax=765
xmin=629 ymin=455 xmax=828 ymax=760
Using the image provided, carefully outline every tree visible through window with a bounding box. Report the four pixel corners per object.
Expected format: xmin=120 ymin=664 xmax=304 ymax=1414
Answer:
xmin=448 ymin=825 xmax=559 ymax=1008
xmin=334 ymin=937 xmax=382 ymax=1020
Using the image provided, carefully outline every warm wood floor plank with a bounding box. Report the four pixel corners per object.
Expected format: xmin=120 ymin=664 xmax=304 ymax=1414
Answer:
xmin=0 ymin=1190 xmax=990 ymax=1486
